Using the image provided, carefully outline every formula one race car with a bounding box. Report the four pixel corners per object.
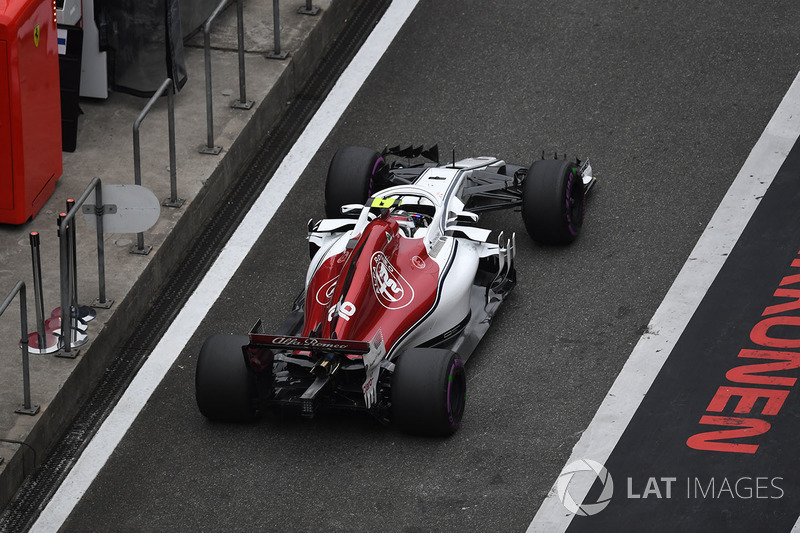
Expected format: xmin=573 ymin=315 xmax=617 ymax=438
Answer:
xmin=195 ymin=145 xmax=595 ymax=435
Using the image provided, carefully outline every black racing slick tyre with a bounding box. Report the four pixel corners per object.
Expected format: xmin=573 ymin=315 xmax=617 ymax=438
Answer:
xmin=195 ymin=334 xmax=259 ymax=423
xmin=521 ymin=159 xmax=585 ymax=244
xmin=391 ymin=348 xmax=466 ymax=437
xmin=324 ymin=146 xmax=385 ymax=218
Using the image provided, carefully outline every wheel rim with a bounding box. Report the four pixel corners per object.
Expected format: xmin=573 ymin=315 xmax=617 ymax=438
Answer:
xmin=446 ymin=359 xmax=466 ymax=428
xmin=368 ymin=156 xmax=384 ymax=196
xmin=565 ymin=167 xmax=585 ymax=236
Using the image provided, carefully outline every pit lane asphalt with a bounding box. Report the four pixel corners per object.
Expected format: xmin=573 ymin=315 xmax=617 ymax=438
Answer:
xmin=50 ymin=1 xmax=800 ymax=531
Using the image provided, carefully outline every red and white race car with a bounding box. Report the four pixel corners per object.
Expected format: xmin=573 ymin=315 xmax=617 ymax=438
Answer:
xmin=195 ymin=145 xmax=595 ymax=435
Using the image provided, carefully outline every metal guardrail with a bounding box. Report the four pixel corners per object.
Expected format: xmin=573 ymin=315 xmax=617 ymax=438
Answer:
xmin=57 ymin=177 xmax=114 ymax=357
xmin=0 ymin=281 xmax=40 ymax=415
xmin=200 ymin=0 xmax=253 ymax=155
xmin=132 ymin=77 xmax=180 ymax=255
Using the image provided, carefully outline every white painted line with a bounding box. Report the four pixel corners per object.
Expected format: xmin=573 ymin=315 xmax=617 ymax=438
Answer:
xmin=30 ymin=1 xmax=420 ymax=530
xmin=528 ymin=69 xmax=800 ymax=533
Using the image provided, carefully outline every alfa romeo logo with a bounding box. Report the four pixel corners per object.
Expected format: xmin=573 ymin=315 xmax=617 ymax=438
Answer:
xmin=555 ymin=459 xmax=614 ymax=516
xmin=370 ymin=251 xmax=414 ymax=309
xmin=315 ymin=276 xmax=338 ymax=305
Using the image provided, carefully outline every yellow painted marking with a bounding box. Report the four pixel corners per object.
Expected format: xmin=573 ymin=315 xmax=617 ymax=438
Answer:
xmin=370 ymin=197 xmax=401 ymax=209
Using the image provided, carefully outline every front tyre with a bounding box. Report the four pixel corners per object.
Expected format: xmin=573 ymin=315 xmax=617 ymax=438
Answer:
xmin=522 ymin=159 xmax=585 ymax=244
xmin=324 ymin=146 xmax=385 ymax=218
xmin=391 ymin=348 xmax=466 ymax=437
xmin=195 ymin=334 xmax=259 ymax=422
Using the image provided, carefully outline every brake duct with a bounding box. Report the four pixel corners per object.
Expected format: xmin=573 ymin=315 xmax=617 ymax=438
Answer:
xmin=491 ymin=231 xmax=516 ymax=292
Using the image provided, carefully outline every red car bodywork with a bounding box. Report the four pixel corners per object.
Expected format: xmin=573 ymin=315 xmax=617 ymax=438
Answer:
xmin=301 ymin=214 xmax=440 ymax=356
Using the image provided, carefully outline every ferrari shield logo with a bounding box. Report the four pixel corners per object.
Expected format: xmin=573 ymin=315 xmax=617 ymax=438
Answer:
xmin=33 ymin=25 xmax=40 ymax=47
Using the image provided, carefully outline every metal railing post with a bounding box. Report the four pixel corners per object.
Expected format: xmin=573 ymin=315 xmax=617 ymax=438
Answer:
xmin=266 ymin=0 xmax=288 ymax=59
xmin=56 ymin=212 xmax=87 ymax=357
xmin=29 ymin=233 xmax=45 ymax=350
xmin=199 ymin=0 xmax=229 ymax=155
xmin=298 ymin=0 xmax=319 ymax=16
xmin=1 ymin=281 xmax=41 ymax=415
xmin=232 ymin=0 xmax=254 ymax=110
xmin=28 ymin=232 xmax=58 ymax=354
xmin=16 ymin=283 xmax=36 ymax=413
xmin=92 ymin=179 xmax=113 ymax=309
xmin=67 ymin=198 xmax=97 ymax=323
xmin=132 ymin=106 xmax=149 ymax=254
xmin=67 ymin=199 xmax=77 ymax=309
xmin=132 ymin=77 xmax=179 ymax=254
xmin=163 ymin=84 xmax=183 ymax=207
xmin=57 ymin=212 xmax=73 ymax=355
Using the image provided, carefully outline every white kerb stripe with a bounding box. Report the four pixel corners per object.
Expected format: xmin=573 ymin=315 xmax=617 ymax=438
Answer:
xmin=528 ymin=69 xmax=800 ymax=533
xmin=30 ymin=1 xmax=421 ymax=530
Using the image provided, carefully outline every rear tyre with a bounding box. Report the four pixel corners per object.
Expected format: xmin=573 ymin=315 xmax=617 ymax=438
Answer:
xmin=392 ymin=348 xmax=466 ymax=437
xmin=325 ymin=146 xmax=385 ymax=218
xmin=521 ymin=159 xmax=585 ymax=244
xmin=195 ymin=334 xmax=259 ymax=422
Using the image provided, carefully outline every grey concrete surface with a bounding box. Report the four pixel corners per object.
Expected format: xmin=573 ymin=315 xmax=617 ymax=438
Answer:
xmin=0 ymin=0 xmax=357 ymax=511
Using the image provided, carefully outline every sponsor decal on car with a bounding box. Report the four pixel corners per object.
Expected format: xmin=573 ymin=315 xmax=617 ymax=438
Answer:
xmin=315 ymin=276 xmax=339 ymax=305
xmin=370 ymin=196 xmax=402 ymax=209
xmin=249 ymin=334 xmax=370 ymax=354
xmin=370 ymin=251 xmax=415 ymax=309
xmin=328 ymin=301 xmax=356 ymax=322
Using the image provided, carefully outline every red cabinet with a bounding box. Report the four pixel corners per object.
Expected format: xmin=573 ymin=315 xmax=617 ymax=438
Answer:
xmin=0 ymin=0 xmax=63 ymax=224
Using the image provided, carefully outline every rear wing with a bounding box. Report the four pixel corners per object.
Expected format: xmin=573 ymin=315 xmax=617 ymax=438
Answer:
xmin=248 ymin=320 xmax=370 ymax=355
xmin=248 ymin=321 xmax=388 ymax=411
xmin=249 ymin=334 xmax=371 ymax=355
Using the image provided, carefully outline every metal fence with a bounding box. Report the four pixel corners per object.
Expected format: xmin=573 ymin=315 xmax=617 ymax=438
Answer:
xmin=0 ymin=282 xmax=40 ymax=415
xmin=57 ymin=178 xmax=113 ymax=356
xmin=132 ymin=77 xmax=179 ymax=254
xmin=200 ymin=0 xmax=253 ymax=155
